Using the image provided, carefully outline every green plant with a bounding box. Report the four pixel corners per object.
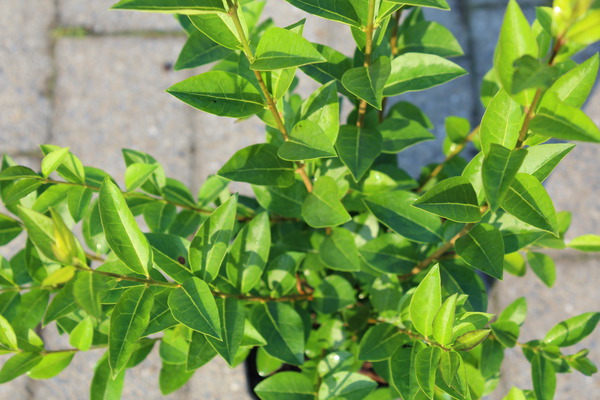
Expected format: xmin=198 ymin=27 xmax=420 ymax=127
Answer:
xmin=1 ymin=0 xmax=600 ymax=398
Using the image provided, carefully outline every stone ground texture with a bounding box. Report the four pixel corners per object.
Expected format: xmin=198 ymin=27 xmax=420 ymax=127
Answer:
xmin=0 ymin=0 xmax=599 ymax=398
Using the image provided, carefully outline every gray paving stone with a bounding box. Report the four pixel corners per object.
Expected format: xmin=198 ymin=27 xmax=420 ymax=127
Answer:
xmin=59 ymin=0 xmax=181 ymax=33
xmin=51 ymin=36 xmax=196 ymax=187
xmin=0 ymin=0 xmax=53 ymax=153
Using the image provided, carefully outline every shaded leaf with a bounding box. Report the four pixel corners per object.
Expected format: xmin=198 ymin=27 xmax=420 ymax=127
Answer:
xmin=252 ymin=27 xmax=325 ymax=70
xmin=455 ymin=223 xmax=504 ymax=280
xmin=482 ymin=145 xmax=527 ymax=211
xmin=168 ymin=277 xmax=221 ymax=339
xmin=255 ymin=371 xmax=316 ymax=400
xmin=302 ymin=176 xmax=351 ymax=228
xmin=335 ymin=125 xmax=382 ymax=181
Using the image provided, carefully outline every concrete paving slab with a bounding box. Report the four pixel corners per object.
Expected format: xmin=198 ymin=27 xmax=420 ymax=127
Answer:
xmin=0 ymin=0 xmax=54 ymax=153
xmin=59 ymin=0 xmax=181 ymax=33
xmin=51 ymin=36 xmax=195 ymax=187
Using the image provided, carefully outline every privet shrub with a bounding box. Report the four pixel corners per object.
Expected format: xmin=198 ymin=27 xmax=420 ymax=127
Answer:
xmin=1 ymin=0 xmax=600 ymax=398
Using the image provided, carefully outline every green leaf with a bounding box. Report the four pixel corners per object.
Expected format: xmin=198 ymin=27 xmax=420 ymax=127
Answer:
xmin=281 ymin=0 xmax=361 ymax=27
xmin=413 ymin=176 xmax=481 ymax=223
xmin=40 ymin=145 xmax=86 ymax=184
xmin=544 ymin=312 xmax=600 ymax=347
xmin=43 ymin=284 xmax=77 ymax=325
xmin=379 ymin=117 xmax=435 ymax=154
xmin=218 ymin=143 xmax=295 ymax=187
xmin=278 ymin=120 xmax=337 ymax=161
xmin=386 ymin=0 xmax=449 ymax=10
xmin=111 ymin=0 xmax=227 ymax=13
xmin=497 ymin=297 xmax=527 ymax=326
xmin=73 ymin=271 xmax=108 ymax=319
xmin=454 ymin=329 xmax=490 ymax=351
xmin=364 ymin=191 xmax=443 ymax=243
xmin=0 ymin=214 xmax=22 ymax=246
xmin=67 ymin=186 xmax=93 ymax=223
xmin=518 ymin=143 xmax=574 ymax=182
xmin=0 ymin=166 xmax=41 ymax=181
xmin=3 ymin=179 xmax=42 ymax=205
xmin=511 ymin=55 xmax=560 ymax=94
xmin=482 ymin=145 xmax=527 ymax=211
xmin=187 ymin=331 xmax=217 ymax=371
xmin=501 ymin=173 xmax=558 ymax=235
xmin=313 ymin=275 xmax=355 ymax=314
xmin=188 ymin=10 xmax=247 ymax=50
xmin=397 ymin=21 xmax=463 ymax=58
xmin=455 ymin=223 xmax=504 ymax=280
xmin=124 ymin=163 xmax=158 ymax=192
xmin=0 ymin=352 xmax=42 ymax=383
xmin=83 ymin=200 xmax=109 ymax=255
xmin=358 ymin=323 xmax=405 ymax=362
xmin=359 ymin=233 xmax=419 ymax=275
xmin=159 ymin=363 xmax=195 ymax=395
xmin=301 ymin=81 xmax=340 ymax=143
xmin=433 ymin=294 xmax=458 ymax=346
xmin=69 ymin=316 xmax=94 ymax=351
xmin=319 ymin=228 xmax=360 ymax=272
xmin=109 ymin=286 xmax=154 ymax=378
xmin=168 ymin=277 xmax=221 ymax=339
xmin=17 ymin=206 xmax=56 ymax=261
xmin=526 ymin=252 xmax=556 ymax=287
xmin=27 ymin=352 xmax=74 ymax=380
xmin=300 ymin=43 xmax=352 ymax=88
xmin=255 ymin=371 xmax=316 ymax=400
xmin=490 ymin=320 xmax=519 ymax=348
xmin=548 ymin=53 xmax=599 ymax=108
xmin=226 ymin=211 xmax=271 ymax=293
xmin=0 ymin=315 xmax=17 ymax=349
xmin=167 ymin=71 xmax=265 ymax=118
xmin=480 ymin=90 xmax=524 ymax=154
xmin=415 ymin=346 xmax=442 ymax=399
xmin=410 ymin=265 xmax=442 ymax=337
xmin=189 ymin=194 xmax=237 ymax=283
xmin=494 ymin=0 xmax=538 ymax=104
xmin=532 ymin=353 xmax=556 ymax=400
xmin=389 ymin=342 xmax=426 ymax=400
xmin=445 ymin=116 xmax=471 ymax=144
xmin=318 ymin=372 xmax=377 ymax=400
xmin=251 ymin=302 xmax=305 ymax=366
xmin=121 ymin=148 xmax=165 ymax=196
xmin=253 ymin=180 xmax=307 ymax=219
xmin=42 ymin=265 xmax=76 ymax=287
xmin=266 ymin=252 xmax=305 ymax=298
xmin=41 ymin=146 xmax=70 ymax=178
xmin=452 ymin=311 xmax=493 ymax=339
xmin=99 ymin=177 xmax=153 ymax=276
xmin=174 ymin=30 xmax=232 ymax=71
xmin=142 ymin=202 xmax=176 ymax=233
xmin=530 ymin=92 xmax=600 ymax=143
xmin=335 ymin=125 xmax=382 ymax=181
xmin=569 ymin=234 xmax=600 ymax=252
xmin=205 ymin=297 xmax=245 ymax=366
xmin=251 ymin=27 xmax=325 ymax=70
xmin=302 ymin=176 xmax=351 ymax=228
xmin=384 ymin=53 xmax=466 ymax=96
xmin=90 ymin=355 xmax=125 ymax=400
xmin=342 ymin=56 xmax=391 ymax=109
xmin=144 ymin=288 xmax=178 ymax=336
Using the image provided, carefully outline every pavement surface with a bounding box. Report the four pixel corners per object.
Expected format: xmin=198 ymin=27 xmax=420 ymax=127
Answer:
xmin=0 ymin=0 xmax=599 ymax=398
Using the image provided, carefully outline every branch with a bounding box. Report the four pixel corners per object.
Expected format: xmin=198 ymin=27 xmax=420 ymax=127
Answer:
xmin=356 ymin=0 xmax=377 ymax=128
xmin=226 ymin=0 xmax=313 ymax=192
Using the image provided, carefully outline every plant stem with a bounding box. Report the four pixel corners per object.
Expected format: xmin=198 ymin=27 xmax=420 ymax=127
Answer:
xmin=75 ymin=266 xmax=311 ymax=302
xmin=390 ymin=9 xmax=402 ymax=57
xmin=416 ymin=125 xmax=480 ymax=192
xmin=356 ymin=0 xmax=377 ymax=128
xmin=515 ymin=89 xmax=543 ymax=148
xmin=226 ymin=0 xmax=313 ymax=192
